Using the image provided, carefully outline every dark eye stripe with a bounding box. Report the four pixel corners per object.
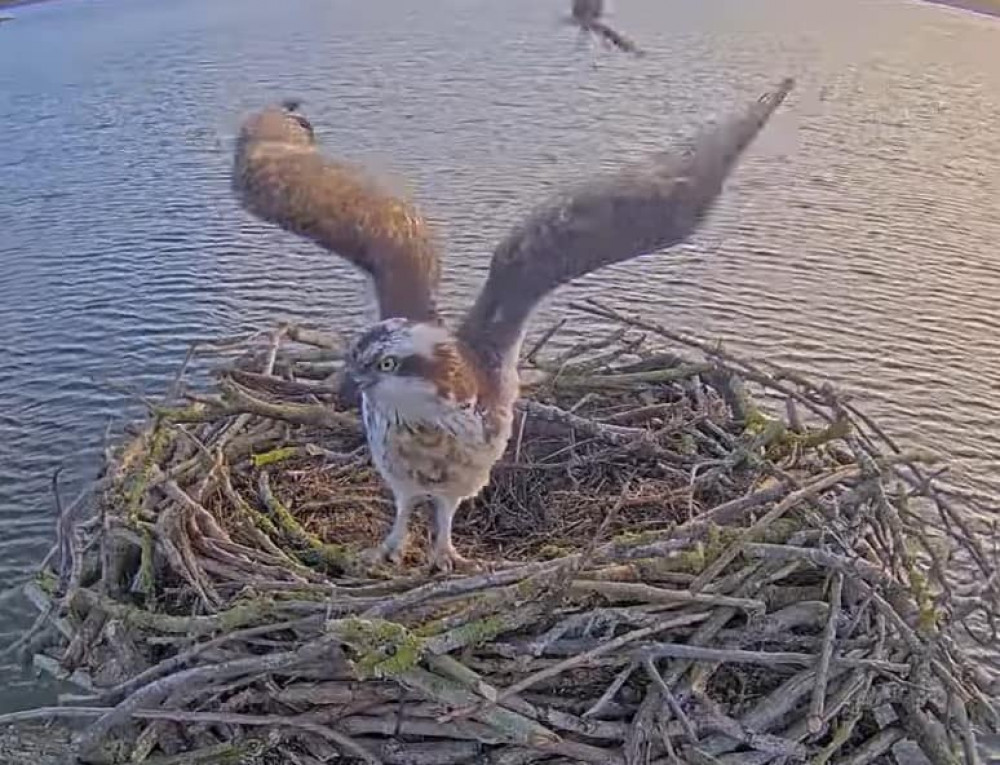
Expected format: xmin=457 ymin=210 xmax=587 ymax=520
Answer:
xmin=396 ymin=355 xmax=431 ymax=378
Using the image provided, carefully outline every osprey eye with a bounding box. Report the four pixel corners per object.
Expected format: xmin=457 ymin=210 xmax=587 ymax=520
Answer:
xmin=378 ymin=356 xmax=399 ymax=373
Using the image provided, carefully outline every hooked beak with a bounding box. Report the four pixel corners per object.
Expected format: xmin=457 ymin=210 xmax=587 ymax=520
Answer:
xmin=335 ymin=364 xmax=366 ymax=410
xmin=344 ymin=360 xmax=376 ymax=392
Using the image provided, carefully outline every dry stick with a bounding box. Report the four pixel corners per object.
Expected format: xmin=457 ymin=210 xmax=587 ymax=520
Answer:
xmin=442 ymin=611 xmax=712 ymax=726
xmin=583 ymin=664 xmax=636 ymax=720
xmin=545 ymin=478 xmax=633 ymax=601
xmin=842 ymin=398 xmax=994 ymax=580
xmin=524 ymin=319 xmax=567 ymax=366
xmin=98 ymin=616 xmax=321 ymax=705
xmin=156 ymin=473 xmax=231 ymax=543
xmin=744 ymin=545 xmax=902 ymax=594
xmin=688 ymin=466 xmax=861 ymax=594
xmin=809 ymin=571 xmax=844 ymax=734
xmin=71 ymin=635 xmax=341 ymax=757
xmin=0 ymin=704 xmax=381 ymax=765
xmin=428 ymin=655 xmax=629 ymax=741
xmin=362 ymin=560 xmax=562 ymax=619
xmin=833 ymin=727 xmax=906 ymax=765
xmin=398 ymin=666 xmax=620 ymax=765
xmin=633 ymin=644 xmax=908 ymax=674
xmin=642 ymin=657 xmax=698 ymax=743
xmin=286 ymin=323 xmax=346 ymax=351
xmin=568 ymin=580 xmax=764 ymax=612
xmin=569 ymin=299 xmax=836 ymax=423
xmin=137 ymin=709 xmax=381 ymax=765
xmin=692 ymin=696 xmax=807 ymax=759
xmin=217 ymin=377 xmax=359 ymax=431
xmin=263 ymin=324 xmax=287 ymax=377
xmin=494 ymin=612 xmax=713 ymax=705
xmin=516 ymin=400 xmax=646 ymax=445
xmin=588 ymin=483 xmax=792 ymax=568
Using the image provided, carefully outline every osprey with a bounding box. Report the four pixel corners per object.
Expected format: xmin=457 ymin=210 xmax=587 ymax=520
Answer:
xmin=232 ymin=78 xmax=795 ymax=571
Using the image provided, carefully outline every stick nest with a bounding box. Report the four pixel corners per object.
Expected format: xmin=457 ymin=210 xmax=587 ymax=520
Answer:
xmin=10 ymin=300 xmax=998 ymax=765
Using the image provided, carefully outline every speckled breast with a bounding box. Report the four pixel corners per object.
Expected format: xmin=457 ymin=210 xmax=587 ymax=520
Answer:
xmin=362 ymin=397 xmax=512 ymax=501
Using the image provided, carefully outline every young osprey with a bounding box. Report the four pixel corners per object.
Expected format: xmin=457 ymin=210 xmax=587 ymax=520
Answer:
xmin=232 ymin=78 xmax=794 ymax=571
xmin=570 ymin=0 xmax=642 ymax=55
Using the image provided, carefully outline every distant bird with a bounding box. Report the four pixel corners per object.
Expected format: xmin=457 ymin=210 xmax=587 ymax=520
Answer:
xmin=232 ymin=78 xmax=795 ymax=572
xmin=570 ymin=0 xmax=642 ymax=56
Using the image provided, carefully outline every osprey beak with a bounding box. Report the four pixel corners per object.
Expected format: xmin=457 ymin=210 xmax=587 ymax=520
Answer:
xmin=335 ymin=371 xmax=363 ymax=408
xmin=345 ymin=362 xmax=375 ymax=392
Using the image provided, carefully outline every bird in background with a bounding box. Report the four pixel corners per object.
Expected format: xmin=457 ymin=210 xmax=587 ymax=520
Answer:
xmin=232 ymin=77 xmax=795 ymax=573
xmin=569 ymin=0 xmax=643 ymax=56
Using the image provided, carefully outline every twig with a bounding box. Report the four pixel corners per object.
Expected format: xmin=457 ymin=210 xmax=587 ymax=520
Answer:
xmin=809 ymin=572 xmax=843 ymax=733
xmin=634 ymin=643 xmax=908 ymax=674
xmin=642 ymin=657 xmax=698 ymax=743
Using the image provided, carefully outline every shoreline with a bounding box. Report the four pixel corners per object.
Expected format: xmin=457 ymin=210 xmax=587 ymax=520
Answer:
xmin=3 ymin=0 xmax=1000 ymax=16
xmin=923 ymin=0 xmax=1000 ymax=18
xmin=0 ymin=0 xmax=62 ymax=9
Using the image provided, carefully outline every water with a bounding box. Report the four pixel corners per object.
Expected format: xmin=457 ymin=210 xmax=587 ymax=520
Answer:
xmin=0 ymin=0 xmax=997 ymax=737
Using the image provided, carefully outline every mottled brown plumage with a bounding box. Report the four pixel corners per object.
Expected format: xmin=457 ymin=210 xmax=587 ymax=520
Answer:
xmin=232 ymin=79 xmax=795 ymax=571
xmin=233 ymin=106 xmax=441 ymax=324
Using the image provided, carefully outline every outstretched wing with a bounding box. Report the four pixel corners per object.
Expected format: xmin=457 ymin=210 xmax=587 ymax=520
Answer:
xmin=589 ymin=20 xmax=642 ymax=55
xmin=458 ymin=77 xmax=794 ymax=371
xmin=232 ymin=104 xmax=441 ymax=323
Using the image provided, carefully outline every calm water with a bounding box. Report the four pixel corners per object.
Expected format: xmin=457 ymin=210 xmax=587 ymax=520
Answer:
xmin=0 ymin=0 xmax=998 ymax=733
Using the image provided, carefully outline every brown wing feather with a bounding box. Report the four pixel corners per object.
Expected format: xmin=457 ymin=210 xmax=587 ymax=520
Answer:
xmin=232 ymin=105 xmax=441 ymax=323
xmin=458 ymin=77 xmax=795 ymax=374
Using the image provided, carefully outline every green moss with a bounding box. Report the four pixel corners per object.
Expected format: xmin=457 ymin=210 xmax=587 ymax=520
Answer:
xmin=679 ymin=433 xmax=697 ymax=456
xmin=124 ymin=420 xmax=171 ymax=526
xmin=444 ymin=615 xmax=506 ymax=648
xmin=704 ymin=523 xmax=744 ymax=563
xmin=675 ymin=543 xmax=707 ymax=574
xmin=136 ymin=527 xmax=156 ymax=599
xmin=144 ymin=738 xmax=265 ymax=764
xmin=905 ymin=564 xmax=942 ymax=634
xmin=296 ymin=543 xmax=355 ymax=573
xmin=35 ymin=569 xmax=59 ymax=595
xmin=742 ymin=407 xmax=851 ymax=463
xmin=412 ymin=600 xmax=474 ymax=637
xmin=413 ymin=618 xmax=447 ymax=638
xmin=628 ymin=544 xmax=707 ymax=577
xmin=337 ymin=618 xmax=425 ymax=679
xmin=794 ymin=417 xmax=851 ymax=449
xmin=612 ymin=529 xmax=669 ymax=548
xmin=536 ymin=544 xmax=574 ymax=560
xmin=742 ymin=407 xmax=770 ymax=436
xmin=251 ymin=446 xmax=301 ymax=468
xmin=217 ymin=597 xmax=279 ymax=632
xmin=262 ymin=486 xmax=355 ymax=573
xmin=761 ymin=518 xmax=799 ymax=542
xmin=515 ymin=577 xmax=539 ymax=597
xmin=156 ymin=401 xmax=221 ymax=425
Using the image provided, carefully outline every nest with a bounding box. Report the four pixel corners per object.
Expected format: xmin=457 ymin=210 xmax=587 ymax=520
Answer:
xmin=5 ymin=300 xmax=997 ymax=765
